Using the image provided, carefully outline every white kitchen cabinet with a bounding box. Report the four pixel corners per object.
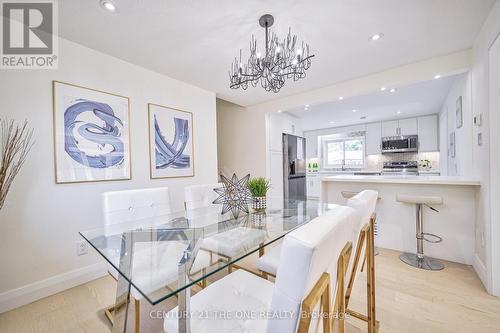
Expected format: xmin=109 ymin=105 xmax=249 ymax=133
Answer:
xmin=382 ymin=118 xmax=418 ymax=136
xmin=268 ymin=113 xmax=303 ymax=152
xmin=417 ymin=114 xmax=439 ymax=152
xmin=365 ymin=122 xmax=382 ymax=155
xmin=306 ymin=175 xmax=321 ymax=198
xmin=304 ymin=132 xmax=318 ymax=158
xmin=269 ymin=151 xmax=284 ymax=202
xmin=381 ymin=120 xmax=399 ymax=137
xmin=398 ymin=118 xmax=418 ymax=135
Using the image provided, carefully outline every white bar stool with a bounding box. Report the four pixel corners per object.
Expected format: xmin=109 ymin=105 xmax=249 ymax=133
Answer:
xmin=396 ymin=194 xmax=444 ymax=270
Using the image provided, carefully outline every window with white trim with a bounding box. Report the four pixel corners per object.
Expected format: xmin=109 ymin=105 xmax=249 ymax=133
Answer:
xmin=323 ymin=136 xmax=365 ymax=169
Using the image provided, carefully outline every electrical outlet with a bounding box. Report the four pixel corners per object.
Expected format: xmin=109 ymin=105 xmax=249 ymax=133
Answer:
xmin=76 ymin=240 xmax=88 ymax=256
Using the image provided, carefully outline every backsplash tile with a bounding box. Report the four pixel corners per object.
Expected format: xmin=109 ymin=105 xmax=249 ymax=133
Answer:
xmin=365 ymin=152 xmax=440 ymax=172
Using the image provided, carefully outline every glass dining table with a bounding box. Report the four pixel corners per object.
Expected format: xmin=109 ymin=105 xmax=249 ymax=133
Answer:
xmin=79 ymin=199 xmax=336 ymax=333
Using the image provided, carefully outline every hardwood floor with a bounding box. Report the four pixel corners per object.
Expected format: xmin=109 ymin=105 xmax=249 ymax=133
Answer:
xmin=1 ymin=248 xmax=499 ymax=333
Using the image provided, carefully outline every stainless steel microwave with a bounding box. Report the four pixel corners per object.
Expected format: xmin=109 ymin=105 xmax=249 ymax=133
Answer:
xmin=381 ymin=135 xmax=418 ymax=153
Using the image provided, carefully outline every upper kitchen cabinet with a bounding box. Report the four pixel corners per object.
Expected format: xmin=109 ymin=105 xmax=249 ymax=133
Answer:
xmin=304 ymin=132 xmax=318 ymax=158
xmin=268 ymin=113 xmax=303 ymax=152
xmin=417 ymin=114 xmax=439 ymax=152
xmin=365 ymin=122 xmax=382 ymax=155
xmin=382 ymin=118 xmax=418 ymax=136
xmin=398 ymin=118 xmax=418 ymax=135
xmin=381 ymin=120 xmax=399 ymax=137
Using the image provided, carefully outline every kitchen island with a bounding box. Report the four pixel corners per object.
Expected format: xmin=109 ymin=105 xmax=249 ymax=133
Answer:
xmin=321 ymin=175 xmax=480 ymax=265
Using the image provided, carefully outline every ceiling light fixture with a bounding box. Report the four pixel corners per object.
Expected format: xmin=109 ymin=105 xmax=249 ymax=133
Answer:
xmin=338 ymin=96 xmax=344 ymax=100
xmin=380 ymin=87 xmax=387 ymax=91
xmin=229 ymin=14 xmax=315 ymax=93
xmin=434 ymin=74 xmax=442 ymax=79
xmin=330 ymin=121 xmax=335 ymax=124
xmin=369 ymin=33 xmax=384 ymax=41
xmin=100 ymin=0 xmax=117 ymax=12
xmin=397 ymin=111 xmax=401 ymax=114
xmin=352 ymin=109 xmax=357 ymax=113
xmin=389 ymin=88 xmax=397 ymax=93
xmin=277 ymin=110 xmax=282 ymax=113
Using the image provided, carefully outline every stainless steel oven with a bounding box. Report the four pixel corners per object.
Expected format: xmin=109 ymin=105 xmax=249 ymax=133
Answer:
xmin=381 ymin=135 xmax=418 ymax=153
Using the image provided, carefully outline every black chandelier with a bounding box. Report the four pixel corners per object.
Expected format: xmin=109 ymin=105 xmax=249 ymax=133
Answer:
xmin=229 ymin=14 xmax=315 ymax=93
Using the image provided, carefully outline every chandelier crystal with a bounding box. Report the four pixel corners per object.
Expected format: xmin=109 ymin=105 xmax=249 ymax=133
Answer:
xmin=229 ymin=14 xmax=315 ymax=93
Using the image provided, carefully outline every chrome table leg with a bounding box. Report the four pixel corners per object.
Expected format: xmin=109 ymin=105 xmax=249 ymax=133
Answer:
xmin=113 ymin=233 xmax=134 ymax=333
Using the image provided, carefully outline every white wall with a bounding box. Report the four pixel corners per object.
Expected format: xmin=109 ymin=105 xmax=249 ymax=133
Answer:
xmin=438 ymin=73 xmax=473 ymax=176
xmin=469 ymin=0 xmax=500 ymax=295
xmin=216 ymin=99 xmax=265 ymax=177
xmin=489 ymin=35 xmax=500 ymax=297
xmin=0 ymin=38 xmax=217 ymax=312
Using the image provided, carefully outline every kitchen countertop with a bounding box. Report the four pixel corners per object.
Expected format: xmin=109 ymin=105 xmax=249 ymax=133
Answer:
xmin=322 ymin=175 xmax=480 ymax=186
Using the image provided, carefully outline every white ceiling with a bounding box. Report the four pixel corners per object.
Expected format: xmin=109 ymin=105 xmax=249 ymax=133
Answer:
xmin=288 ymin=74 xmax=461 ymax=131
xmin=59 ymin=0 xmax=494 ymax=107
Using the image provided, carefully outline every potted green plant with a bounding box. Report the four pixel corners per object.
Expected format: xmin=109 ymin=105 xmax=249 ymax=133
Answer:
xmin=247 ymin=177 xmax=271 ymax=212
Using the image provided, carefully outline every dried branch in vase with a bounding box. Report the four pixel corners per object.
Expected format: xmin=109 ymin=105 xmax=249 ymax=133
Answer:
xmin=0 ymin=119 xmax=34 ymax=210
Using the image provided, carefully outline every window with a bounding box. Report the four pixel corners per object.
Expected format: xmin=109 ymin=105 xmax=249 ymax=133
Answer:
xmin=323 ymin=137 xmax=365 ymax=169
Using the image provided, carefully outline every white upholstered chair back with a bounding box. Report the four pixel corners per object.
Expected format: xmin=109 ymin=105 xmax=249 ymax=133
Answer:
xmin=266 ymin=206 xmax=357 ymax=333
xmin=184 ymin=183 xmax=222 ymax=211
xmin=102 ymin=187 xmax=172 ymax=226
xmin=346 ymin=190 xmax=378 ymax=236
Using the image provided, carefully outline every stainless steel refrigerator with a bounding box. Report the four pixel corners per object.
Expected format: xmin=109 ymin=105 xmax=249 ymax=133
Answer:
xmin=283 ymin=134 xmax=307 ymax=201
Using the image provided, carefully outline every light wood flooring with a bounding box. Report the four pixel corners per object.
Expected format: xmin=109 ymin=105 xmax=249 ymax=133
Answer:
xmin=1 ymin=248 xmax=500 ymax=333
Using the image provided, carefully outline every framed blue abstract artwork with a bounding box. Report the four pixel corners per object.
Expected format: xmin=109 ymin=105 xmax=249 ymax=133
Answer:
xmin=148 ymin=103 xmax=194 ymax=179
xmin=52 ymin=81 xmax=131 ymax=184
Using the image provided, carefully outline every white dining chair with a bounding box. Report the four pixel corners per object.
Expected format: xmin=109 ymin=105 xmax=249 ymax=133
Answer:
xmin=163 ymin=205 xmax=358 ymax=333
xmin=184 ymin=183 xmax=223 ymax=211
xmin=102 ymin=187 xmax=210 ymax=333
xmin=344 ymin=190 xmax=379 ymax=333
xmin=257 ymin=190 xmax=378 ymax=279
xmin=345 ymin=190 xmax=378 ymax=264
xmin=184 ymin=183 xmax=267 ymax=272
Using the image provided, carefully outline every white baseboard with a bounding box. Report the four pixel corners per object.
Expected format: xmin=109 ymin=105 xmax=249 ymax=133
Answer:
xmin=0 ymin=262 xmax=107 ymax=314
xmin=472 ymin=253 xmax=489 ymax=292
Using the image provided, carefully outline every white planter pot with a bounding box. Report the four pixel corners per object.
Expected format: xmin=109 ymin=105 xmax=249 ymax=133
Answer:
xmin=252 ymin=196 xmax=267 ymax=212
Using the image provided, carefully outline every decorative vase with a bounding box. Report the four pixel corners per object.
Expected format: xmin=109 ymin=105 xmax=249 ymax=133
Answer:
xmin=251 ymin=212 xmax=266 ymax=226
xmin=252 ymin=196 xmax=267 ymax=212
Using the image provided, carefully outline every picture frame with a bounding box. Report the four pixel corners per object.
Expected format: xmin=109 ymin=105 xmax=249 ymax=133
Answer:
xmin=148 ymin=103 xmax=194 ymax=179
xmin=450 ymin=131 xmax=456 ymax=158
xmin=456 ymin=96 xmax=463 ymax=128
xmin=52 ymin=81 xmax=131 ymax=184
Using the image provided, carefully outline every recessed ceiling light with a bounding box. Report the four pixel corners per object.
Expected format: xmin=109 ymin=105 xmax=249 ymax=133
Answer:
xmin=369 ymin=33 xmax=384 ymax=41
xmin=434 ymin=74 xmax=442 ymax=79
xmin=100 ymin=0 xmax=117 ymax=12
xmin=352 ymin=109 xmax=357 ymax=113
xmin=277 ymin=110 xmax=282 ymax=113
xmin=397 ymin=111 xmax=401 ymax=114
xmin=380 ymin=87 xmax=387 ymax=91
xmin=305 ymin=104 xmax=309 ymax=108
xmin=329 ymin=121 xmax=335 ymax=124
xmin=338 ymin=96 xmax=344 ymax=100
xmin=389 ymin=88 xmax=397 ymax=93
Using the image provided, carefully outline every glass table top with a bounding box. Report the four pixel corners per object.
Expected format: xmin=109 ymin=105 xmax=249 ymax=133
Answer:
xmin=80 ymin=199 xmax=337 ymax=305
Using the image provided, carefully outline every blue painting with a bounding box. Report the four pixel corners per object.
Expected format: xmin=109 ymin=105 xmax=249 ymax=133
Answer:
xmin=64 ymin=100 xmax=125 ymax=168
xmin=53 ymin=81 xmax=131 ymax=183
xmin=149 ymin=104 xmax=194 ymax=178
